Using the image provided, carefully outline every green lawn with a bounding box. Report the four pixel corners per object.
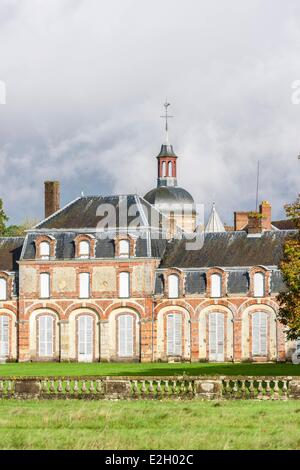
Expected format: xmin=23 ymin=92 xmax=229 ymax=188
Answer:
xmin=0 ymin=400 xmax=299 ymax=450
xmin=0 ymin=361 xmax=299 ymax=377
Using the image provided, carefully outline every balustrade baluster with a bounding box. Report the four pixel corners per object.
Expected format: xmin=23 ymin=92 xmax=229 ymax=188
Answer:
xmin=96 ymin=380 xmax=102 ymax=393
xmin=65 ymin=380 xmax=71 ymax=393
xmin=265 ymin=380 xmax=271 ymax=399
xmin=141 ymin=381 xmax=146 ymax=394
xmin=273 ymin=380 xmax=279 ymax=400
xmin=188 ymin=381 xmax=193 ymax=395
xmin=282 ymin=380 xmax=288 ymax=400
xmin=50 ymin=380 xmax=55 ymax=393
xmin=164 ymin=380 xmax=169 ymax=394
xmin=241 ymin=380 xmax=246 ymax=398
xmin=233 ymin=380 xmax=238 ymax=397
xmin=257 ymin=380 xmax=263 ymax=399
xmin=7 ymin=380 xmax=12 ymax=394
xmin=89 ymin=380 xmax=95 ymax=393
xmin=0 ymin=381 xmax=3 ymax=393
xmin=57 ymin=379 xmax=63 ymax=393
xmin=180 ymin=381 xmax=185 ymax=394
xmin=172 ymin=380 xmax=177 ymax=394
xmin=82 ymin=380 xmax=87 ymax=393
xmin=149 ymin=380 xmax=154 ymax=394
xmin=249 ymin=380 xmax=255 ymax=398
xmin=74 ymin=380 xmax=79 ymax=393
xmin=157 ymin=380 xmax=161 ymax=395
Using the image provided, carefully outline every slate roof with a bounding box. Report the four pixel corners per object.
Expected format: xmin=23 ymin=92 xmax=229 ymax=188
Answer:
xmin=35 ymin=195 xmax=167 ymax=230
xmin=272 ymin=219 xmax=297 ymax=230
xmin=22 ymin=231 xmax=167 ymax=260
xmin=0 ymin=237 xmax=24 ymax=271
xmin=159 ymin=230 xmax=297 ymax=268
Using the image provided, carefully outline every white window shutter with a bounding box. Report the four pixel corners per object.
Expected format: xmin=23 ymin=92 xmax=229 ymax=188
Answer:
xmin=209 ymin=313 xmax=217 ymax=356
xmin=40 ymin=273 xmax=50 ymax=298
xmin=118 ymin=315 xmax=134 ymax=357
xmin=119 ymin=272 xmax=130 ymax=298
xmin=39 ymin=315 xmax=53 ymax=357
xmin=79 ymin=273 xmax=90 ymax=298
xmin=168 ymin=274 xmax=179 ymax=298
xmin=260 ymin=312 xmax=267 ymax=355
xmin=167 ymin=314 xmax=182 ymax=355
xmin=79 ymin=241 xmax=90 ymax=258
xmin=0 ymin=316 xmax=9 ymax=355
xmin=211 ymin=274 xmax=221 ymax=297
xmin=252 ymin=312 xmax=260 ymax=355
xmin=78 ymin=316 xmax=93 ymax=358
xmin=254 ymin=272 xmax=265 ymax=297
xmin=40 ymin=241 xmax=50 ymax=259
xmin=0 ymin=278 xmax=7 ymax=301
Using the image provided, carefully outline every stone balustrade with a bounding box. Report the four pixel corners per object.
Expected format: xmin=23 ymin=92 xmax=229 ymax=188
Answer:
xmin=0 ymin=375 xmax=299 ymax=400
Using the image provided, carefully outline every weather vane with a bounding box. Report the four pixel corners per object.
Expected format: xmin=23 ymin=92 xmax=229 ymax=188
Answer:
xmin=160 ymin=99 xmax=173 ymax=144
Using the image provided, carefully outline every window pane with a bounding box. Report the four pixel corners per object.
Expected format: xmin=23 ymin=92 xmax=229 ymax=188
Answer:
xmin=211 ymin=274 xmax=221 ymax=297
xmin=119 ymin=240 xmax=130 ymax=258
xmin=119 ymin=272 xmax=130 ymax=298
xmin=254 ymin=272 xmax=265 ymax=297
xmin=167 ymin=313 xmax=182 ymax=355
xmin=79 ymin=273 xmax=90 ymax=298
xmin=79 ymin=241 xmax=90 ymax=258
xmin=0 ymin=316 xmax=9 ymax=355
xmin=118 ymin=315 xmax=133 ymax=357
xmin=40 ymin=273 xmax=50 ymax=298
xmin=168 ymin=274 xmax=179 ymax=298
xmin=40 ymin=242 xmax=50 ymax=259
xmin=0 ymin=278 xmax=7 ymax=301
xmin=39 ymin=315 xmax=53 ymax=357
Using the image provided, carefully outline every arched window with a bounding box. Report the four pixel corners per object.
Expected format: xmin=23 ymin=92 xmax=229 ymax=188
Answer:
xmin=162 ymin=161 xmax=166 ymax=177
xmin=78 ymin=315 xmax=93 ymax=362
xmin=168 ymin=161 xmax=173 ymax=177
xmin=119 ymin=272 xmax=130 ymax=298
xmin=119 ymin=239 xmax=130 ymax=258
xmin=40 ymin=273 xmax=50 ymax=299
xmin=252 ymin=311 xmax=267 ymax=356
xmin=167 ymin=313 xmax=182 ymax=355
xmin=40 ymin=241 xmax=50 ymax=260
xmin=168 ymin=274 xmax=179 ymax=298
xmin=79 ymin=240 xmax=90 ymax=259
xmin=211 ymin=273 xmax=222 ymax=298
xmin=118 ymin=314 xmax=133 ymax=357
xmin=39 ymin=315 xmax=54 ymax=357
xmin=253 ymin=272 xmax=265 ymax=297
xmin=0 ymin=278 xmax=7 ymax=301
xmin=0 ymin=316 xmax=9 ymax=356
xmin=79 ymin=272 xmax=90 ymax=299
xmin=209 ymin=313 xmax=224 ymax=362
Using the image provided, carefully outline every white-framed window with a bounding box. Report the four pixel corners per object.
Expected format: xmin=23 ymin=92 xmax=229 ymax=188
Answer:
xmin=119 ymin=239 xmax=130 ymax=258
xmin=40 ymin=241 xmax=50 ymax=260
xmin=79 ymin=240 xmax=90 ymax=259
xmin=79 ymin=272 xmax=90 ymax=299
xmin=167 ymin=313 xmax=182 ymax=356
xmin=211 ymin=273 xmax=222 ymax=298
xmin=118 ymin=314 xmax=134 ymax=357
xmin=168 ymin=274 xmax=179 ymax=298
xmin=39 ymin=315 xmax=53 ymax=357
xmin=252 ymin=311 xmax=267 ymax=356
xmin=0 ymin=278 xmax=7 ymax=301
xmin=168 ymin=161 xmax=172 ymax=177
xmin=40 ymin=273 xmax=50 ymax=299
xmin=119 ymin=272 xmax=130 ymax=298
xmin=78 ymin=315 xmax=93 ymax=362
xmin=162 ymin=161 xmax=166 ymax=177
xmin=0 ymin=316 xmax=9 ymax=356
xmin=253 ymin=272 xmax=265 ymax=297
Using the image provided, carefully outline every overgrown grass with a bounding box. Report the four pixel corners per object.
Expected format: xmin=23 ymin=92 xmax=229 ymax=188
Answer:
xmin=0 ymin=361 xmax=299 ymax=377
xmin=0 ymin=400 xmax=299 ymax=450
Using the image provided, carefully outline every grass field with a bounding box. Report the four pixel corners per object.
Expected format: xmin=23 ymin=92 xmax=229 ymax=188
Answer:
xmin=0 ymin=361 xmax=299 ymax=377
xmin=0 ymin=399 xmax=299 ymax=450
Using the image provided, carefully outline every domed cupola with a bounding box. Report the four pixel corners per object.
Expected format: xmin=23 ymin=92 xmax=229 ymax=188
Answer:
xmin=144 ymin=102 xmax=196 ymax=235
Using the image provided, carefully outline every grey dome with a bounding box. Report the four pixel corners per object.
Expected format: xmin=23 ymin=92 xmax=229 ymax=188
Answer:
xmin=144 ymin=186 xmax=194 ymax=212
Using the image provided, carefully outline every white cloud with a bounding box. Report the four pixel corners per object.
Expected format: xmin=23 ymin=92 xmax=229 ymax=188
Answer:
xmin=0 ymin=0 xmax=299 ymax=224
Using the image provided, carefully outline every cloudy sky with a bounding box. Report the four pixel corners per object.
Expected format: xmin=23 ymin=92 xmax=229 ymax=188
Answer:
xmin=0 ymin=0 xmax=300 ymax=226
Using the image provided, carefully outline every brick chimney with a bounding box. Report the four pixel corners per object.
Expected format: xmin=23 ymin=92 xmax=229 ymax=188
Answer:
xmin=44 ymin=181 xmax=60 ymax=219
xmin=247 ymin=212 xmax=263 ymax=234
xmin=234 ymin=211 xmax=249 ymax=231
xmin=259 ymin=200 xmax=272 ymax=230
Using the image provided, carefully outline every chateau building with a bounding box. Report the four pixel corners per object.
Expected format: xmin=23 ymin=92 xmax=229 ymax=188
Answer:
xmin=0 ymin=129 xmax=297 ymax=363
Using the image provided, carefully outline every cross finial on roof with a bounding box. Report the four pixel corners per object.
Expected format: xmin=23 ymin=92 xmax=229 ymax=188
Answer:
xmin=160 ymin=99 xmax=173 ymax=144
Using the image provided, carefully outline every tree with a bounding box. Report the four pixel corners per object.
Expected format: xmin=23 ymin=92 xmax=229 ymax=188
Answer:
xmin=277 ymin=194 xmax=300 ymax=339
xmin=0 ymin=198 xmax=8 ymax=235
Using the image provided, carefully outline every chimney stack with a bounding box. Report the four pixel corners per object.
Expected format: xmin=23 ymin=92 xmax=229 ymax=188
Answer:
xmin=247 ymin=212 xmax=263 ymax=234
xmin=259 ymin=200 xmax=272 ymax=230
xmin=44 ymin=181 xmax=60 ymax=219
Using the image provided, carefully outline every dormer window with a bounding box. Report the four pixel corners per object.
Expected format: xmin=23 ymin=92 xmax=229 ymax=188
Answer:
xmin=119 ymin=239 xmax=130 ymax=258
xmin=211 ymin=273 xmax=222 ymax=298
xmin=79 ymin=240 xmax=90 ymax=259
xmin=0 ymin=277 xmax=7 ymax=301
xmin=168 ymin=274 xmax=179 ymax=298
xmin=253 ymin=272 xmax=265 ymax=297
xmin=40 ymin=241 xmax=50 ymax=260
